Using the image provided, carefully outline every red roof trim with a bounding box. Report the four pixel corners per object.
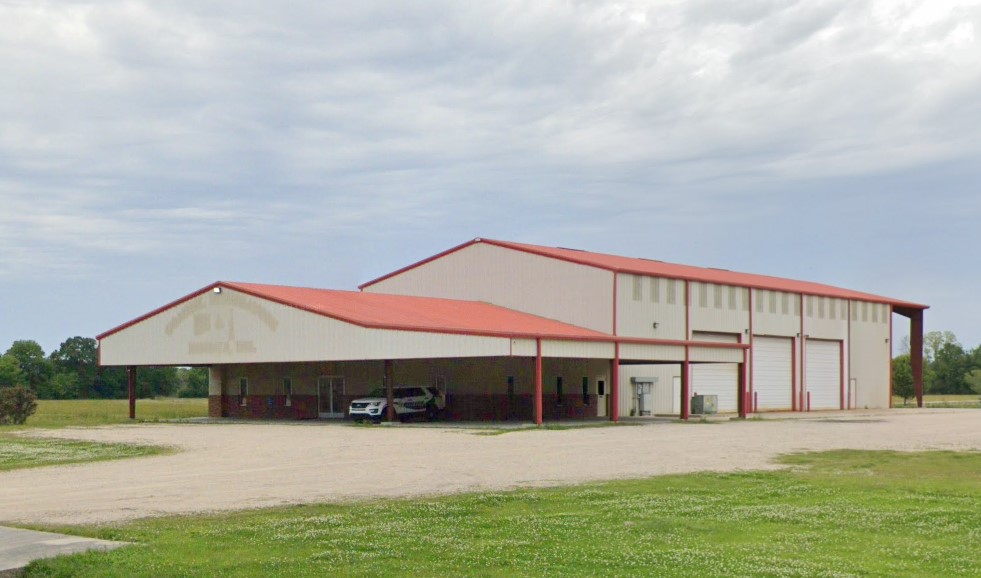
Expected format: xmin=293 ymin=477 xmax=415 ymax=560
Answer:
xmin=358 ymin=238 xmax=481 ymax=290
xmin=99 ymin=280 xmax=754 ymax=349
xmin=96 ymin=282 xmax=222 ymax=341
xmin=395 ymin=238 xmax=928 ymax=310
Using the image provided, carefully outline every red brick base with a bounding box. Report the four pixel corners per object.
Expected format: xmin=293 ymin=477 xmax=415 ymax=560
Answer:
xmin=209 ymin=393 xmax=601 ymax=421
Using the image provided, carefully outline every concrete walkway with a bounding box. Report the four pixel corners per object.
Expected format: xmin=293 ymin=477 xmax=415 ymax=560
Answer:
xmin=0 ymin=526 xmax=126 ymax=575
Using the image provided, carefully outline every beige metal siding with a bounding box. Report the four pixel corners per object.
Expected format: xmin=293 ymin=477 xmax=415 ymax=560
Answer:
xmin=618 ymin=364 xmax=679 ymax=416
xmin=691 ymin=282 xmax=750 ymax=336
xmin=849 ymin=301 xmax=891 ymax=409
xmin=619 ymin=343 xmax=685 ymax=362
xmin=541 ymin=340 xmax=615 ymax=359
xmin=692 ymin=363 xmax=739 ymax=412
xmin=752 ymin=336 xmax=793 ymax=410
xmin=616 ymin=273 xmax=686 ymax=340
xmin=208 ymin=366 xmax=222 ymax=396
xmin=690 ymin=331 xmax=743 ymax=363
xmin=805 ymin=296 xmax=849 ymax=340
xmin=753 ymin=291 xmax=801 ymax=337
xmin=100 ymin=288 xmax=514 ymax=366
xmin=364 ymin=243 xmax=614 ymax=333
xmin=805 ymin=339 xmax=841 ymax=410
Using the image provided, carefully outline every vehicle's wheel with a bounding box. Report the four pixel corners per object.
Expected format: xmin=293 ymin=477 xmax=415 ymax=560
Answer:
xmin=426 ymin=402 xmax=438 ymax=422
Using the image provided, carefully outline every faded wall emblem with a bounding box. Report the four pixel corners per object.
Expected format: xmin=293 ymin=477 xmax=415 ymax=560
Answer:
xmin=165 ymin=292 xmax=279 ymax=356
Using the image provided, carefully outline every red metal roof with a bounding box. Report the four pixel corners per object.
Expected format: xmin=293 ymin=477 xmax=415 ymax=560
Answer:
xmin=98 ymin=281 xmax=614 ymax=341
xmin=361 ymin=238 xmax=928 ymax=309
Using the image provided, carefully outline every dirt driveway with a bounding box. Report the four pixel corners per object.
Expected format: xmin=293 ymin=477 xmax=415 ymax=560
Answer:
xmin=2 ymin=409 xmax=979 ymax=526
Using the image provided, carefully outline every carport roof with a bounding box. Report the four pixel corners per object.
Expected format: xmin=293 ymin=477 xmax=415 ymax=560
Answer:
xmin=361 ymin=238 xmax=928 ymax=309
xmin=98 ymin=281 xmax=614 ymax=342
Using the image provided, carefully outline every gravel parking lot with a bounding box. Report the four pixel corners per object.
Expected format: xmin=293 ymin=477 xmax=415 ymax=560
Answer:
xmin=2 ymin=409 xmax=979 ymax=526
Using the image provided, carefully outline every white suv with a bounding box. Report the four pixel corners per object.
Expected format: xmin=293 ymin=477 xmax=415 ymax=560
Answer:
xmin=348 ymin=386 xmax=446 ymax=423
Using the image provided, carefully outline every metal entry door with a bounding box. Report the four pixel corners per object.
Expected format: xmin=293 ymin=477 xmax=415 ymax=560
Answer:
xmin=318 ymin=376 xmax=345 ymax=418
xmin=595 ymin=375 xmax=607 ymax=417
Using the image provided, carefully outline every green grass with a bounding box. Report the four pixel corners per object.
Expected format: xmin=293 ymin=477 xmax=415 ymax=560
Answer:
xmin=22 ymin=450 xmax=981 ymax=577
xmin=0 ymin=435 xmax=171 ymax=471
xmin=2 ymin=398 xmax=208 ymax=429
xmin=892 ymin=394 xmax=980 ymax=408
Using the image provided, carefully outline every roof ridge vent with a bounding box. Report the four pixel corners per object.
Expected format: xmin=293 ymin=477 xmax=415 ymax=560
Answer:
xmin=557 ymin=246 xmax=585 ymax=252
xmin=637 ymin=257 xmax=664 ymax=263
xmin=707 ymin=267 xmax=732 ymax=272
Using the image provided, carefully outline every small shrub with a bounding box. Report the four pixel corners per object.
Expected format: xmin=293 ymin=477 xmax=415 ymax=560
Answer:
xmin=0 ymin=386 xmax=38 ymax=425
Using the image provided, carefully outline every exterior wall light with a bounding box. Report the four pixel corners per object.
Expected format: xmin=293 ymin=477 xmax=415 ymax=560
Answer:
xmin=213 ymin=287 xmax=222 ymax=294
xmin=652 ymin=322 xmax=659 ymax=329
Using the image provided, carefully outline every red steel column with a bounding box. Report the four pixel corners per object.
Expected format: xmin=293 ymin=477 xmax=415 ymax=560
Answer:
xmin=127 ymin=366 xmax=136 ymax=420
xmin=738 ymin=350 xmax=747 ymax=419
xmin=534 ymin=339 xmax=543 ymax=425
xmin=910 ymin=309 xmax=924 ymax=408
xmin=610 ymin=343 xmax=620 ymax=422
xmin=681 ymin=356 xmax=690 ymax=420
xmin=384 ymin=359 xmax=395 ymax=422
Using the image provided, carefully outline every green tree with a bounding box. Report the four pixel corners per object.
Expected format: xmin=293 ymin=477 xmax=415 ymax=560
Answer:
xmin=892 ymin=354 xmax=914 ymax=406
xmin=39 ymin=372 xmax=80 ymax=400
xmin=0 ymin=354 xmax=27 ymax=388
xmin=4 ymin=340 xmax=52 ymax=392
xmin=966 ymin=369 xmax=981 ymax=399
xmin=924 ymin=331 xmax=958 ymax=364
xmin=930 ymin=342 xmax=970 ymax=394
xmin=136 ymin=367 xmax=179 ymax=398
xmin=176 ymin=368 xmax=209 ymax=398
xmin=49 ymin=337 xmax=98 ymax=397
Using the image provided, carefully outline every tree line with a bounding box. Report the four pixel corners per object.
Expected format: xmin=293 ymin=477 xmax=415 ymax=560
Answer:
xmin=0 ymin=337 xmax=208 ymax=399
xmin=892 ymin=331 xmax=981 ymax=404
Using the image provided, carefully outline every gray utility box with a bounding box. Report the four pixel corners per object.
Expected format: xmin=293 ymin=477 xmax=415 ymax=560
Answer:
xmin=690 ymin=394 xmax=718 ymax=415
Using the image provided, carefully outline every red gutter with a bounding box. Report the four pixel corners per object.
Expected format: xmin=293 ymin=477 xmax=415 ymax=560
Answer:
xmin=611 ymin=343 xmax=620 ymax=422
xmin=791 ymin=336 xmax=797 ymax=412
xmin=747 ymin=288 xmax=755 ymax=414
xmin=839 ymin=340 xmax=845 ymax=410
xmin=847 ymin=300 xmax=852 ymax=409
xmin=681 ymin=280 xmax=692 ymax=421
xmin=800 ymin=293 xmax=806 ymax=412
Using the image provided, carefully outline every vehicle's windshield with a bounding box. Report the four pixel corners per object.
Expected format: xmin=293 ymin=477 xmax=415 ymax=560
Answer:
xmin=368 ymin=388 xmax=386 ymax=397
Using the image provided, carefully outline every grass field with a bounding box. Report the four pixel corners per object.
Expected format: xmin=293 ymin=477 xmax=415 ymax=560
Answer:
xmin=892 ymin=394 xmax=980 ymax=408
xmin=2 ymin=398 xmax=208 ymax=429
xmin=0 ymin=436 xmax=171 ymax=471
xmin=22 ymin=450 xmax=981 ymax=577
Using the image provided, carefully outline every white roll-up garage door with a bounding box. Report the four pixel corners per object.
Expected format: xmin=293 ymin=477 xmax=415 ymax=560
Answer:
xmin=805 ymin=339 xmax=841 ymax=410
xmin=752 ymin=336 xmax=793 ymax=411
xmin=692 ymin=363 xmax=739 ymax=412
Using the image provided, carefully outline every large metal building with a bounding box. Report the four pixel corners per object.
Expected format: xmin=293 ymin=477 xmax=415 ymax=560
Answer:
xmin=98 ymin=238 xmax=928 ymax=422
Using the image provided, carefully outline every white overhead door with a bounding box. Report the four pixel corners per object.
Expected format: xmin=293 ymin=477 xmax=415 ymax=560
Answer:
xmin=752 ymin=336 xmax=793 ymax=411
xmin=805 ymin=339 xmax=841 ymax=410
xmin=692 ymin=363 xmax=739 ymax=412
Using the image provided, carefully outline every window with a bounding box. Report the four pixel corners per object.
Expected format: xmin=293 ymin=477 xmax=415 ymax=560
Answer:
xmin=830 ymin=299 xmax=836 ymax=320
xmin=699 ymin=283 xmax=708 ymax=308
xmin=650 ymin=277 xmax=660 ymax=303
xmin=862 ymin=302 xmax=869 ymax=322
xmin=756 ymin=291 xmax=764 ymax=313
xmin=283 ymin=377 xmax=292 ymax=406
xmin=872 ymin=302 xmax=879 ymax=323
xmin=807 ymin=296 xmax=814 ymax=317
xmin=818 ymin=297 xmax=825 ymax=319
xmin=714 ymin=284 xmax=723 ymax=309
xmin=728 ymin=286 xmax=737 ymax=310
xmin=632 ymin=276 xmax=642 ymax=301
xmin=666 ymin=279 xmax=677 ymax=304
xmin=782 ymin=292 xmax=790 ymax=315
xmin=556 ymin=377 xmax=563 ymax=404
xmin=794 ymin=295 xmax=801 ymax=316
xmin=742 ymin=288 xmax=750 ymax=311
xmin=582 ymin=377 xmax=590 ymax=405
xmin=852 ymin=301 xmax=858 ymax=321
xmin=597 ymin=379 xmax=606 ymax=396
xmin=769 ymin=291 xmax=777 ymax=314
xmin=239 ymin=378 xmax=248 ymax=405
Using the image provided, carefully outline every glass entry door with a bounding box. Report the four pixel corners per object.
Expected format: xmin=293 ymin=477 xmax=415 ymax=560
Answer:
xmin=318 ymin=376 xmax=345 ymax=418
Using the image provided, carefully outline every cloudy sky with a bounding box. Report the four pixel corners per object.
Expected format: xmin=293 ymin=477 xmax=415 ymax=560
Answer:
xmin=2 ymin=0 xmax=979 ymax=354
